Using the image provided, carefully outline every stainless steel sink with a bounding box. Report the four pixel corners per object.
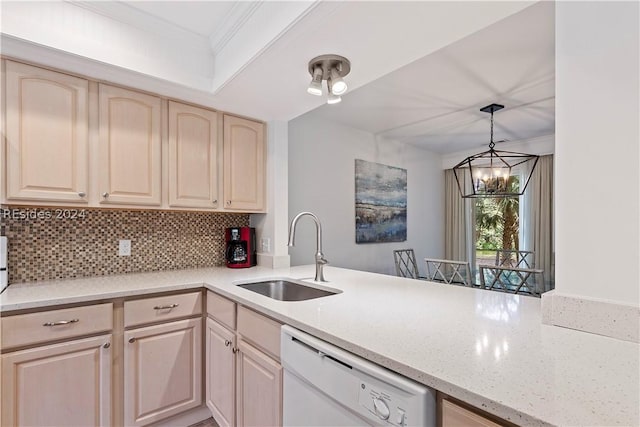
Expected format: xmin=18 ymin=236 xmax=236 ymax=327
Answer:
xmin=236 ymin=279 xmax=340 ymax=301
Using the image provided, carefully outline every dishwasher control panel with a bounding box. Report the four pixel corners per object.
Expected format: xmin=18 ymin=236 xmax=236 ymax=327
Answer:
xmin=359 ymin=380 xmax=410 ymax=426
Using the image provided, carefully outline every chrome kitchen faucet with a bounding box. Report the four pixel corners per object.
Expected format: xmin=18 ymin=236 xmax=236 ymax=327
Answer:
xmin=287 ymin=212 xmax=328 ymax=282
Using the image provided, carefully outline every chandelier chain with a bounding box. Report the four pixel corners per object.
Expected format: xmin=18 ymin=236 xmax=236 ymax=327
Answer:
xmin=489 ymin=111 xmax=495 ymax=149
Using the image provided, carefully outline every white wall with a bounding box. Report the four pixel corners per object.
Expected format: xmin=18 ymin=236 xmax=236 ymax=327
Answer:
xmin=555 ymin=2 xmax=639 ymax=305
xmin=288 ymin=114 xmax=444 ymax=277
xmin=251 ymin=121 xmax=291 ymax=269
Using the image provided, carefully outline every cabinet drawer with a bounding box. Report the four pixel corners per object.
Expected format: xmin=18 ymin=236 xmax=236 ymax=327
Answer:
xmin=206 ymin=291 xmax=236 ymax=330
xmin=1 ymin=303 xmax=113 ymax=349
xmin=124 ymin=292 xmax=202 ymax=328
xmin=237 ymin=306 xmax=281 ymax=360
xmin=441 ymin=399 xmax=503 ymax=427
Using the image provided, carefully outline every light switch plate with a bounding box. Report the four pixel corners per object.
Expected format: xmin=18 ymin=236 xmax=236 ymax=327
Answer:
xmin=261 ymin=237 xmax=271 ymax=253
xmin=119 ymin=239 xmax=131 ymax=256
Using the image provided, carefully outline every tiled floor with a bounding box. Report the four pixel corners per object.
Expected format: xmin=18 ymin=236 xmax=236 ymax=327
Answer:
xmin=188 ymin=418 xmax=218 ymax=427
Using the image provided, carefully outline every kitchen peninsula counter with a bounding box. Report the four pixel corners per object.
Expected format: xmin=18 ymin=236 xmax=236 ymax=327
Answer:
xmin=1 ymin=265 xmax=638 ymax=426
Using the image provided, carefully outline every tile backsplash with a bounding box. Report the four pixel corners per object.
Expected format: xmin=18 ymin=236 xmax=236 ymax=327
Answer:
xmin=0 ymin=206 xmax=249 ymax=284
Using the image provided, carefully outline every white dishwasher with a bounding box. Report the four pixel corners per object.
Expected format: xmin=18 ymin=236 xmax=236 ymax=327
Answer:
xmin=281 ymin=325 xmax=436 ymax=427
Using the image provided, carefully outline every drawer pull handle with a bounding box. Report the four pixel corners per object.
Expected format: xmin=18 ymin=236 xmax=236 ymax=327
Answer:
xmin=103 ymin=342 xmax=111 ymax=349
xmin=153 ymin=303 xmax=179 ymax=310
xmin=224 ymin=340 xmax=231 ymax=347
xmin=43 ymin=319 xmax=79 ymax=327
xmin=129 ymin=338 xmax=136 ymax=343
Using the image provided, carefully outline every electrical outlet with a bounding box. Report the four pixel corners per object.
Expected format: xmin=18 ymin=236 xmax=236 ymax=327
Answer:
xmin=118 ymin=239 xmax=131 ymax=256
xmin=261 ymin=237 xmax=271 ymax=253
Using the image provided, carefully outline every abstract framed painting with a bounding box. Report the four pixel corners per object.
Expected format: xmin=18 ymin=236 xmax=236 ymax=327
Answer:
xmin=355 ymin=159 xmax=407 ymax=243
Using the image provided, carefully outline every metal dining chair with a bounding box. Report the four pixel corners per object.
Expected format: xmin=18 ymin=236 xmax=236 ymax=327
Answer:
xmin=479 ymin=264 xmax=544 ymax=296
xmin=393 ymin=249 xmax=422 ymax=279
xmin=424 ymin=258 xmax=473 ymax=286
xmin=495 ymin=250 xmax=535 ymax=269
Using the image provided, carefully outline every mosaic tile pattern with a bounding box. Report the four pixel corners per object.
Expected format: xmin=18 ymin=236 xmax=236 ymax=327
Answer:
xmin=0 ymin=207 xmax=249 ymax=284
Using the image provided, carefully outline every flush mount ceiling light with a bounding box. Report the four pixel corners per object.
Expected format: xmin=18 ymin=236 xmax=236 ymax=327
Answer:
xmin=453 ymin=103 xmax=539 ymax=198
xmin=306 ymin=54 xmax=351 ymax=104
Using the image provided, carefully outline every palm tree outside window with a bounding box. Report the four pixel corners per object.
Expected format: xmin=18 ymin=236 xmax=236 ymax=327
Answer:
xmin=475 ymin=175 xmax=522 ymax=269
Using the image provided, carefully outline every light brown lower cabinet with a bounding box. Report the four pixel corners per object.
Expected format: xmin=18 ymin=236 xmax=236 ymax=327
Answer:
xmin=206 ymin=317 xmax=236 ymax=427
xmin=206 ymin=291 xmax=283 ymax=427
xmin=1 ymin=334 xmax=112 ymax=427
xmin=440 ymin=395 xmax=508 ymax=427
xmin=124 ymin=317 xmax=202 ymax=426
xmin=236 ymin=339 xmax=282 ymax=427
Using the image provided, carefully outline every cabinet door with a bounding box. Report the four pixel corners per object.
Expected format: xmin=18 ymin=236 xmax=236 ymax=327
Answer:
xmin=1 ymin=334 xmax=112 ymax=427
xmin=206 ymin=317 xmax=236 ymax=427
xmin=5 ymin=60 xmax=89 ymax=203
xmin=223 ymin=115 xmax=265 ymax=211
xmin=168 ymin=101 xmax=218 ymax=208
xmin=124 ymin=317 xmax=202 ymax=426
xmin=98 ymin=84 xmax=161 ymax=206
xmin=236 ymin=339 xmax=282 ymax=427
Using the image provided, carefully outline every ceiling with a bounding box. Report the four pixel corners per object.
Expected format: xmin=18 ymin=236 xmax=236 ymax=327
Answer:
xmin=303 ymin=1 xmax=555 ymax=154
xmin=0 ymin=1 xmax=552 ymax=154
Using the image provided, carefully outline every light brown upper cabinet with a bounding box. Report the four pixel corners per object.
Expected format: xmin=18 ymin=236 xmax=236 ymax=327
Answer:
xmin=223 ymin=115 xmax=265 ymax=211
xmin=168 ymin=101 xmax=218 ymax=208
xmin=4 ymin=61 xmax=89 ymax=203
xmin=3 ymin=60 xmax=267 ymax=212
xmin=98 ymin=84 xmax=161 ymax=206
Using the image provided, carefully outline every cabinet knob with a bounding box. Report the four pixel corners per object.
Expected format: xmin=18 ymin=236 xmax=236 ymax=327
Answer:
xmin=224 ymin=340 xmax=231 ymax=347
xmin=226 ymin=200 xmax=231 ymax=206
xmin=102 ymin=192 xmax=109 ymax=198
xmin=103 ymin=342 xmax=111 ymax=349
xmin=212 ymin=199 xmax=218 ymax=204
xmin=78 ymin=191 xmax=86 ymax=198
xmin=129 ymin=337 xmax=136 ymax=343
xmin=232 ymin=347 xmax=239 ymax=354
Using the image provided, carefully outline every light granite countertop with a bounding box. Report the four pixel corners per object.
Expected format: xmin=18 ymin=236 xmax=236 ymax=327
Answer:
xmin=1 ymin=265 xmax=638 ymax=426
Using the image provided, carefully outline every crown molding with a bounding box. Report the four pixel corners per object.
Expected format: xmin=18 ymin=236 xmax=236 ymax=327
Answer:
xmin=208 ymin=2 xmax=262 ymax=55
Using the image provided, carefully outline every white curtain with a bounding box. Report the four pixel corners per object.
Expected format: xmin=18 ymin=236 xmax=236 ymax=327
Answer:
xmin=523 ymin=155 xmax=554 ymax=290
xmin=444 ymin=169 xmax=475 ymax=266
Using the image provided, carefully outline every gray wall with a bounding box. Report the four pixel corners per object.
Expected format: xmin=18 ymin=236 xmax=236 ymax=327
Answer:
xmin=288 ymin=114 xmax=444 ymax=277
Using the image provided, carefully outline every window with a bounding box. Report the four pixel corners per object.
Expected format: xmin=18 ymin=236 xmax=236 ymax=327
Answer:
xmin=474 ymin=175 xmax=521 ymax=269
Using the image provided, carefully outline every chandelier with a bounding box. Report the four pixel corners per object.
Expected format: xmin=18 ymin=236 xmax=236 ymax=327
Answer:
xmin=306 ymin=54 xmax=351 ymax=104
xmin=453 ymin=103 xmax=539 ymax=198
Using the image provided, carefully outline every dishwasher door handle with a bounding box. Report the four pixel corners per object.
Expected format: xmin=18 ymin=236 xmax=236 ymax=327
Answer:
xmin=323 ymin=353 xmax=353 ymax=369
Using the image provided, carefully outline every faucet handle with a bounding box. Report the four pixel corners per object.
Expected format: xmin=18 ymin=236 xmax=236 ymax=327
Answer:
xmin=316 ymin=255 xmax=328 ymax=265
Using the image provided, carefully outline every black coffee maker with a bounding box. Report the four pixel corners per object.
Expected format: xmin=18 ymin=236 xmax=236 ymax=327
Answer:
xmin=225 ymin=227 xmax=256 ymax=268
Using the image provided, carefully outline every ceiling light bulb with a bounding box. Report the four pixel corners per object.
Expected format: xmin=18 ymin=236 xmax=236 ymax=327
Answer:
xmin=329 ymin=67 xmax=347 ymax=95
xmin=327 ymin=93 xmax=342 ymax=104
xmin=307 ymin=66 xmax=323 ymax=96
